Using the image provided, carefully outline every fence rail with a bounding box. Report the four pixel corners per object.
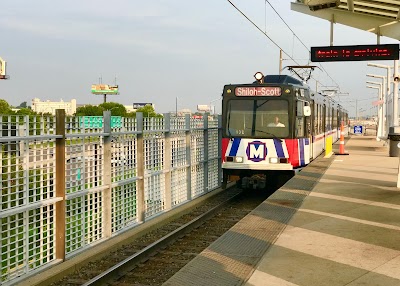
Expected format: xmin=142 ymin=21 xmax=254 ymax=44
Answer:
xmin=0 ymin=111 xmax=221 ymax=285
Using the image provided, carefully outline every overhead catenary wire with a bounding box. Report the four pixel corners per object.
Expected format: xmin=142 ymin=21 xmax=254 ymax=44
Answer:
xmin=341 ymin=96 xmax=377 ymax=102
xmin=265 ymin=0 xmax=309 ymax=51
xmin=226 ymin=0 xmax=325 ymax=88
xmin=264 ymin=0 xmax=341 ymax=90
xmin=226 ymin=0 xmax=301 ymax=66
xmin=226 ymin=0 xmax=347 ymax=102
xmin=264 ymin=0 xmax=267 ymax=33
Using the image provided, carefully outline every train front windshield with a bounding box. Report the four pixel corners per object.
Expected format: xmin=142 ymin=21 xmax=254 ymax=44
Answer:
xmin=225 ymin=99 xmax=289 ymax=138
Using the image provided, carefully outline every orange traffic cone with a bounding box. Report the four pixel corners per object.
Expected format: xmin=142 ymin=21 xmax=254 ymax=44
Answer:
xmin=336 ymin=121 xmax=349 ymax=155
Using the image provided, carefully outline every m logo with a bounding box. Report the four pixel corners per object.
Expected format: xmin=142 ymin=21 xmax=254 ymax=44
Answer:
xmin=246 ymin=141 xmax=267 ymax=162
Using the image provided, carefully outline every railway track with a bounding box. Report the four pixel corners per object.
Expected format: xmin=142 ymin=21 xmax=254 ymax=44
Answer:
xmin=52 ymin=186 xmax=273 ymax=286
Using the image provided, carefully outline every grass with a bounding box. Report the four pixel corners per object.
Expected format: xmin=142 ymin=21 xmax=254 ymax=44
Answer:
xmin=1 ymin=213 xmax=53 ymax=280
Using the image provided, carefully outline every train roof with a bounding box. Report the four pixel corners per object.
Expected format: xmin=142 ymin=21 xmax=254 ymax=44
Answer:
xmin=252 ymin=75 xmax=304 ymax=86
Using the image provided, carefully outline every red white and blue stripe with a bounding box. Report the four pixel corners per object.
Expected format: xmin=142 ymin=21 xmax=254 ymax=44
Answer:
xmin=222 ymin=138 xmax=310 ymax=169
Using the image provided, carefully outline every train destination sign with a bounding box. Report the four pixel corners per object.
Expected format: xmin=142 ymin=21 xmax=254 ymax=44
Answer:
xmin=311 ymin=44 xmax=399 ymax=62
xmin=235 ymin=87 xmax=281 ymax=96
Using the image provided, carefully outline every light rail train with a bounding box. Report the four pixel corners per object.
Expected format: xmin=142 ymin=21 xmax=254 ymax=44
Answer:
xmin=221 ymin=72 xmax=348 ymax=189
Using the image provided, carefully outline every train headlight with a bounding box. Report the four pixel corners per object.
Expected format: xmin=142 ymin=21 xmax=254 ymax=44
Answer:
xmin=235 ymin=156 xmax=243 ymax=163
xmin=269 ymin=157 xmax=279 ymax=164
xmin=254 ymin=72 xmax=264 ymax=83
xmin=279 ymin=158 xmax=289 ymax=163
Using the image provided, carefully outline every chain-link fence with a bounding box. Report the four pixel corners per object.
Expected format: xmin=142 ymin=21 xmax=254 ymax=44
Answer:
xmin=0 ymin=111 xmax=221 ymax=285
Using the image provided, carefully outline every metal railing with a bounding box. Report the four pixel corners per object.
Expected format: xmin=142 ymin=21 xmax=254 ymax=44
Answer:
xmin=0 ymin=111 xmax=221 ymax=285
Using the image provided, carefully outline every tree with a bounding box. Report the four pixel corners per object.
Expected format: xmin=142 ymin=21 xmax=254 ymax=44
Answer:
xmin=15 ymin=108 xmax=36 ymax=116
xmin=0 ymin=99 xmax=12 ymax=114
xmin=99 ymin=102 xmax=127 ymax=117
xmin=126 ymin=112 xmax=136 ymax=118
xmin=75 ymin=105 xmax=104 ymax=116
xmin=136 ymin=105 xmax=162 ymax=118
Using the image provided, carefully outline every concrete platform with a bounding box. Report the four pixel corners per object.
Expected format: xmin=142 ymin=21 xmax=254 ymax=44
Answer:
xmin=164 ymin=136 xmax=400 ymax=286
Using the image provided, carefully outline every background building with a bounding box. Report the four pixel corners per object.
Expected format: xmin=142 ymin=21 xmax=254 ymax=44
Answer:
xmin=31 ymin=98 xmax=77 ymax=115
xmin=124 ymin=105 xmax=136 ymax=113
xmin=133 ymin=103 xmax=155 ymax=111
xmin=178 ymin=108 xmax=192 ymax=116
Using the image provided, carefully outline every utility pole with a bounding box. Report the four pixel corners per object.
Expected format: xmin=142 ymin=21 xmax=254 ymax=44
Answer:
xmin=394 ymin=60 xmax=399 ymax=126
xmin=279 ymin=50 xmax=283 ymax=75
xmin=367 ymin=74 xmax=387 ymax=139
xmin=356 ymin=99 xmax=358 ymax=122
xmin=176 ymin=97 xmax=178 ymax=117
xmin=367 ymin=62 xmax=400 ymax=127
xmin=367 ymin=85 xmax=384 ymax=140
xmin=330 ymin=14 xmax=335 ymax=46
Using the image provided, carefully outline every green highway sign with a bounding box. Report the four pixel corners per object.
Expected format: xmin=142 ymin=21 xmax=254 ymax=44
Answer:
xmin=78 ymin=116 xmax=122 ymax=129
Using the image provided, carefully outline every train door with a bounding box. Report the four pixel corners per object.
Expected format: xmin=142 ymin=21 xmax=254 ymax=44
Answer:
xmin=322 ymin=104 xmax=326 ymax=150
xmin=295 ymin=100 xmax=306 ymax=138
xmin=332 ymin=107 xmax=336 ymax=141
xmin=336 ymin=109 xmax=340 ymax=139
xmin=296 ymin=99 xmax=312 ymax=165
xmin=308 ymin=100 xmax=314 ymax=160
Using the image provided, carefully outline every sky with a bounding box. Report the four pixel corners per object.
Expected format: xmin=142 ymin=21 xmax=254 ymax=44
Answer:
xmin=0 ymin=0 xmax=397 ymax=117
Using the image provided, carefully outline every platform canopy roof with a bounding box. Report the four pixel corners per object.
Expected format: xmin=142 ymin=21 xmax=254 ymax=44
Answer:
xmin=291 ymin=0 xmax=400 ymax=41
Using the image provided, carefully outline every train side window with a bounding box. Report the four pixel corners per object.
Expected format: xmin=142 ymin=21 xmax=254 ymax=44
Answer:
xmin=322 ymin=104 xmax=326 ymax=133
xmin=326 ymin=106 xmax=331 ymax=130
xmin=314 ymin=103 xmax=319 ymax=134
xmin=296 ymin=101 xmax=304 ymax=117
xmin=316 ymin=104 xmax=321 ymax=134
xmin=332 ymin=107 xmax=336 ymax=129
xmin=319 ymin=104 xmax=322 ymax=134
xmin=319 ymin=105 xmax=323 ymax=134
xmin=296 ymin=101 xmax=305 ymax=137
xmin=296 ymin=117 xmax=305 ymax=137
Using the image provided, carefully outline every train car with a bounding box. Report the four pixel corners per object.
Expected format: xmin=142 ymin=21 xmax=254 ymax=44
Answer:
xmin=221 ymin=72 xmax=348 ymax=189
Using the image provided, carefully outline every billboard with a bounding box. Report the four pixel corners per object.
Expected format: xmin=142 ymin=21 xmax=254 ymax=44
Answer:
xmin=197 ymin=105 xmax=211 ymax=112
xmin=91 ymin=84 xmax=119 ymax=95
xmin=133 ymin=103 xmax=154 ymax=109
xmin=0 ymin=57 xmax=6 ymax=76
xmin=0 ymin=56 xmax=9 ymax=79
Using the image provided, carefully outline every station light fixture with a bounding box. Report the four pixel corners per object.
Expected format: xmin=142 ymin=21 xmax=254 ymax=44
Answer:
xmin=308 ymin=0 xmax=339 ymax=11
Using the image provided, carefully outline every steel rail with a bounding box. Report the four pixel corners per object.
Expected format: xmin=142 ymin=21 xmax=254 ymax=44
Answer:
xmin=82 ymin=188 xmax=242 ymax=286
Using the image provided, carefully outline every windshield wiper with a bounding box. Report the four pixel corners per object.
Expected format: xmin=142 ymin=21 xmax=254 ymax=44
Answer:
xmin=227 ymin=127 xmax=233 ymax=139
xmin=226 ymin=106 xmax=234 ymax=140
xmin=246 ymin=128 xmax=282 ymax=142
